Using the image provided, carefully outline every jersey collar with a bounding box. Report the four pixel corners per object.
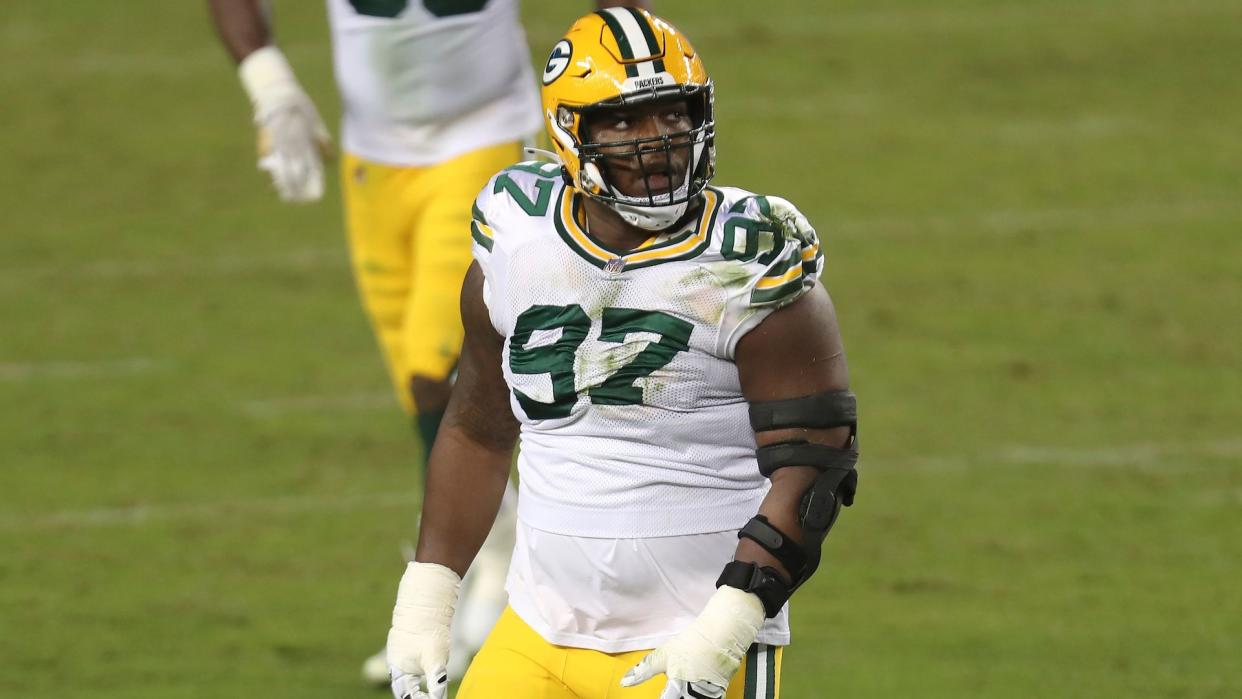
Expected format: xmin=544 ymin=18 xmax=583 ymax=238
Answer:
xmin=554 ymin=187 xmax=721 ymax=271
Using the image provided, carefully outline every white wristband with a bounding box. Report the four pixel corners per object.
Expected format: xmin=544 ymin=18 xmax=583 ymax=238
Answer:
xmin=238 ymin=45 xmax=300 ymax=107
xmin=393 ymin=561 xmax=462 ymax=627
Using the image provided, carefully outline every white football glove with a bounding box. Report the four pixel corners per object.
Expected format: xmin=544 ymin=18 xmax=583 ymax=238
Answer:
xmin=620 ymin=586 xmax=765 ymax=699
xmin=387 ymin=562 xmax=461 ymax=699
xmin=238 ymin=46 xmax=331 ymax=203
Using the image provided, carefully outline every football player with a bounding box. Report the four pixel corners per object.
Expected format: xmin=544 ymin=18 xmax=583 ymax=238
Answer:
xmin=385 ymin=8 xmax=859 ymax=699
xmin=205 ymin=0 xmax=649 ymax=685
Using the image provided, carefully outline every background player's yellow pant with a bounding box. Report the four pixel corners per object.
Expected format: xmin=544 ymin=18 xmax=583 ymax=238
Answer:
xmin=459 ymin=607 xmax=782 ymax=699
xmin=341 ymin=141 xmax=524 ymax=414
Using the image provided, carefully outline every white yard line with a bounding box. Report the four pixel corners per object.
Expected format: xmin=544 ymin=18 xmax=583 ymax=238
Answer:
xmin=0 ymin=357 xmax=171 ymax=382
xmin=1 ymin=40 xmax=328 ymax=80
xmin=5 ymin=439 xmax=1236 ymax=533
xmin=0 ymin=491 xmax=418 ymax=532
xmin=703 ymin=0 xmax=1242 ymax=37
xmin=1193 ymin=489 xmax=1242 ymax=507
xmin=5 ymin=197 xmax=1239 ymax=287
xmin=998 ymin=439 xmax=1242 ymax=466
xmin=847 ymin=439 xmax=1242 ymax=476
xmin=239 ymin=390 xmax=395 ymax=418
xmin=832 ymin=199 xmax=1242 ymax=239
xmin=2 ymin=247 xmax=346 ymax=283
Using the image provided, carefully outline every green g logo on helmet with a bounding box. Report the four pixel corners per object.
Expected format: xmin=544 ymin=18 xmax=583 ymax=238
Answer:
xmin=543 ymin=40 xmax=573 ymax=85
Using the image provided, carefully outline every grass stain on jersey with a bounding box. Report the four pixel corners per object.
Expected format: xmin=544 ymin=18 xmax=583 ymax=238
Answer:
xmin=671 ymin=267 xmax=732 ymax=326
xmin=580 ymin=276 xmax=627 ymax=322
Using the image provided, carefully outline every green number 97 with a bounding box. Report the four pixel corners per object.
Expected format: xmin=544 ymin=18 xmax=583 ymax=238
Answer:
xmin=508 ymin=305 xmax=693 ymax=420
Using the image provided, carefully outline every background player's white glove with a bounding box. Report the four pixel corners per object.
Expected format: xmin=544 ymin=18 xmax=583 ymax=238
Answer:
xmin=238 ymin=46 xmax=331 ymax=203
xmin=620 ymin=586 xmax=765 ymax=699
xmin=387 ymin=562 xmax=461 ymax=699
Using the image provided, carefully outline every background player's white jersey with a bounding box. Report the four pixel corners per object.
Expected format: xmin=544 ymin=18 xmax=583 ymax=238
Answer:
xmin=327 ymin=0 xmax=540 ymax=165
xmin=472 ymin=162 xmax=825 ymax=650
xmin=472 ymin=162 xmax=825 ymax=539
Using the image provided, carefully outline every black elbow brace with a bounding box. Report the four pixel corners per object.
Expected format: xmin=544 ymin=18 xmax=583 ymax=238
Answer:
xmin=718 ymin=391 xmax=859 ymax=616
xmin=753 ymin=389 xmax=859 ymax=534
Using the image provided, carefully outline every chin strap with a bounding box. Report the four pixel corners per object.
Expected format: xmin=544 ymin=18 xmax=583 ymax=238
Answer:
xmin=580 ymin=161 xmax=694 ymax=231
xmin=609 ymin=197 xmax=691 ymax=231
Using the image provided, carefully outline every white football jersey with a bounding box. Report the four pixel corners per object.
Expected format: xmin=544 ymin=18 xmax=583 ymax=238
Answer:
xmin=472 ymin=162 xmax=825 ymax=538
xmin=473 ymin=163 xmax=825 ymax=650
xmin=506 ymin=521 xmax=793 ymax=652
xmin=326 ymin=0 xmax=541 ymax=166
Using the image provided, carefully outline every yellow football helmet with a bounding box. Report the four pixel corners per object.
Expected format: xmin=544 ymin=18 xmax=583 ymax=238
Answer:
xmin=541 ymin=8 xmax=715 ymax=230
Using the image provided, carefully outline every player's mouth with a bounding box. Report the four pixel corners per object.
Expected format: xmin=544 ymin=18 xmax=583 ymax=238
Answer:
xmin=605 ymin=154 xmax=688 ymax=198
xmin=644 ymin=169 xmax=674 ymax=192
xmin=637 ymin=157 xmax=686 ymax=193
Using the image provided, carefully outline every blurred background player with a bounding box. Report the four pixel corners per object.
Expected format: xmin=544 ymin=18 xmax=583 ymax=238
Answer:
xmin=385 ymin=8 xmax=858 ymax=699
xmin=206 ymin=0 xmax=647 ymax=685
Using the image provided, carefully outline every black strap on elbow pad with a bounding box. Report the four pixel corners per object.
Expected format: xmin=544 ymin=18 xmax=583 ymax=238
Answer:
xmin=749 ymin=390 xmax=856 ymax=432
xmin=737 ymin=514 xmax=808 ymax=581
xmin=729 ymin=466 xmax=855 ymax=601
xmin=716 ymin=560 xmax=791 ymax=618
xmin=756 ymin=439 xmax=858 ymax=508
xmin=751 ymin=389 xmax=859 ymax=507
xmin=756 ymin=441 xmax=859 ymax=479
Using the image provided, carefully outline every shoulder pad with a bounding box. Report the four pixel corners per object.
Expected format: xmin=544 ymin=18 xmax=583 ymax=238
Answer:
xmin=482 ymin=161 xmax=564 ymax=219
xmin=715 ymin=193 xmax=824 ymax=308
xmin=473 ymin=160 xmax=566 ymax=254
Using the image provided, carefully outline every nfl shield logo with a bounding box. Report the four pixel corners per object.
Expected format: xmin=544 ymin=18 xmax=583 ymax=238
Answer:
xmin=605 ymin=257 xmax=627 ymax=274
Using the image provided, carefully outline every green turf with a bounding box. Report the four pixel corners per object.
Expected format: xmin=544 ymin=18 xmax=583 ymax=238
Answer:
xmin=1 ymin=1 xmax=1239 ymax=697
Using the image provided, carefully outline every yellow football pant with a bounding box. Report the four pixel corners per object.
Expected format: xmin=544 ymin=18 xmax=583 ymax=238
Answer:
xmin=459 ymin=608 xmax=782 ymax=699
xmin=341 ymin=141 xmax=524 ymax=414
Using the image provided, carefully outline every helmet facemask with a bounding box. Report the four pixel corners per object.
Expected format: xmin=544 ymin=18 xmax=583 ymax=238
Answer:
xmin=560 ymin=83 xmax=716 ymax=231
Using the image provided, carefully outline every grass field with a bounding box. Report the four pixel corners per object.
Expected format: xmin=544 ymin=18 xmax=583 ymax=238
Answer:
xmin=2 ymin=1 xmax=1240 ymax=697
